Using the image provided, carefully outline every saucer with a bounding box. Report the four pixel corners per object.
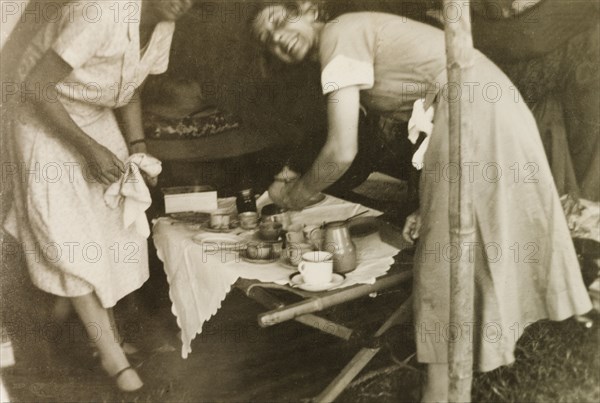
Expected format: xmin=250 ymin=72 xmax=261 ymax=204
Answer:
xmin=289 ymin=272 xmax=345 ymax=292
xmin=278 ymin=257 xmax=299 ymax=270
xmin=200 ymin=221 xmax=239 ymax=233
xmin=169 ymin=212 xmax=210 ymax=224
xmin=240 ymin=250 xmax=279 ymax=264
xmin=192 ymin=233 xmax=247 ymax=251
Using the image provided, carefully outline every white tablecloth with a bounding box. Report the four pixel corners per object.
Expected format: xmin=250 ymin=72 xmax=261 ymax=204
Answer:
xmin=152 ymin=195 xmax=400 ymax=358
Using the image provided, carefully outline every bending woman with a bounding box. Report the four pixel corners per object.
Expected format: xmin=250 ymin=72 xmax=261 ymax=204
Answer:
xmin=252 ymin=2 xmax=592 ymax=401
xmin=5 ymin=0 xmax=195 ymax=392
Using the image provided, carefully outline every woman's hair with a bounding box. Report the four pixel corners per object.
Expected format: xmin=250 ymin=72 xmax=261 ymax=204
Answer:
xmin=248 ymin=0 xmax=328 ymax=35
xmin=248 ymin=0 xmax=328 ymax=77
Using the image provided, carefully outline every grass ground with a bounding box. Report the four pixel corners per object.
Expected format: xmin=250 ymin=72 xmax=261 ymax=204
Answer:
xmin=339 ymin=314 xmax=600 ymax=402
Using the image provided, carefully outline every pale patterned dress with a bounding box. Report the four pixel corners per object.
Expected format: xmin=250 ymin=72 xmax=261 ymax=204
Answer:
xmin=318 ymin=13 xmax=592 ymax=371
xmin=4 ymin=0 xmax=174 ymax=308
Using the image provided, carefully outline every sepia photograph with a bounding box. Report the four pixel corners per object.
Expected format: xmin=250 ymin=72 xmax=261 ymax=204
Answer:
xmin=1 ymin=0 xmax=598 ymax=401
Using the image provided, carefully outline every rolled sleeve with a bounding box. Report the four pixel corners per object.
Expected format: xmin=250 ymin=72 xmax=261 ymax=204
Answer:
xmin=319 ymin=15 xmax=376 ymax=95
xmin=321 ymin=55 xmax=374 ymax=94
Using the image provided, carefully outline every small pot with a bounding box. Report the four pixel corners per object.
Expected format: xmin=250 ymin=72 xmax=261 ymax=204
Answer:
xmin=258 ymin=221 xmax=283 ymax=241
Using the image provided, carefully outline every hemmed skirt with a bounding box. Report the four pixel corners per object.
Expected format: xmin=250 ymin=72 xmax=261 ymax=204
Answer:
xmin=413 ymin=54 xmax=592 ymax=372
xmin=4 ymin=106 xmax=149 ymax=308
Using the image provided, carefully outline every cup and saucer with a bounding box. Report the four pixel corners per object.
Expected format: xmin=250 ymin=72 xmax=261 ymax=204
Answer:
xmin=288 ymin=251 xmax=345 ymax=292
xmin=200 ymin=209 xmax=239 ymax=233
xmin=289 ymin=272 xmax=345 ymax=292
xmin=240 ymin=241 xmax=282 ymax=264
xmin=200 ymin=222 xmax=239 ymax=233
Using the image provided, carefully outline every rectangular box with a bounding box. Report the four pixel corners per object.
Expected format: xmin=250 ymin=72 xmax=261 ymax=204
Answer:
xmin=162 ymin=186 xmax=218 ymax=214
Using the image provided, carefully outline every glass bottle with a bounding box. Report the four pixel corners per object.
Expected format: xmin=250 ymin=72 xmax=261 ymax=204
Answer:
xmin=236 ymin=188 xmax=257 ymax=213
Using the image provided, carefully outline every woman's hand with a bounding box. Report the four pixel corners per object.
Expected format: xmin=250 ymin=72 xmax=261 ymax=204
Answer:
xmin=402 ymin=210 xmax=422 ymax=244
xmin=268 ymin=181 xmax=301 ymax=210
xmin=140 ymin=153 xmax=159 ymax=188
xmin=268 ymin=180 xmax=313 ymax=211
xmin=128 ymin=142 xmax=159 ymax=187
xmin=268 ymin=180 xmax=286 ymax=206
xmin=82 ymin=143 xmax=125 ymax=186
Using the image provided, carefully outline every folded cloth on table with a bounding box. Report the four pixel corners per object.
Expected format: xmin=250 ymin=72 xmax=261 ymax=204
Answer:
xmin=104 ymin=153 xmax=162 ymax=238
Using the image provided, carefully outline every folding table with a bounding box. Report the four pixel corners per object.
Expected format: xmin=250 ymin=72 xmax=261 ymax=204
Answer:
xmin=152 ymin=198 xmax=414 ymax=402
xmin=234 ymin=221 xmax=414 ymax=403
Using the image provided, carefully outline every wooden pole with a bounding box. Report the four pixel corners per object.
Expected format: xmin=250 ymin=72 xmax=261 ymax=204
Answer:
xmin=442 ymin=1 xmax=476 ymax=402
xmin=257 ymin=271 xmax=412 ymax=326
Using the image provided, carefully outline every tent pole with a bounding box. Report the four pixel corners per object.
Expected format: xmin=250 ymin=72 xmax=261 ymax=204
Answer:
xmin=442 ymin=1 xmax=476 ymax=402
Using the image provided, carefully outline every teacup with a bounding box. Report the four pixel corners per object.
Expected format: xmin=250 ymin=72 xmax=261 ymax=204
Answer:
xmin=259 ymin=221 xmax=283 ymax=241
xmin=210 ymin=209 xmax=230 ymax=229
xmin=246 ymin=242 xmax=271 ymax=260
xmin=303 ymin=225 xmax=325 ymax=250
xmin=285 ymin=242 xmax=314 ymax=266
xmin=267 ymin=240 xmax=283 ymax=258
xmin=298 ymin=251 xmax=333 ymax=285
xmin=286 ymin=231 xmax=305 ymax=244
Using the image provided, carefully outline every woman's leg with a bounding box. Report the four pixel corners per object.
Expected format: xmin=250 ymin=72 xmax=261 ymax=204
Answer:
xmin=107 ymin=308 xmax=139 ymax=354
xmin=421 ymin=363 xmax=448 ymax=403
xmin=51 ymin=297 xmax=73 ymax=321
xmin=71 ymin=293 xmax=142 ymax=391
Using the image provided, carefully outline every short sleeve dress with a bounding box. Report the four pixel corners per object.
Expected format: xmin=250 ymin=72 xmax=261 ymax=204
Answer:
xmin=318 ymin=13 xmax=592 ymax=371
xmin=4 ymin=0 xmax=174 ymax=308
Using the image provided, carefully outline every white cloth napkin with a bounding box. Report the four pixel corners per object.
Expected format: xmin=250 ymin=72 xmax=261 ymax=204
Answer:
xmin=152 ymin=194 xmax=400 ymax=358
xmin=408 ymin=98 xmax=435 ymax=170
xmin=104 ymin=153 xmax=162 ymax=238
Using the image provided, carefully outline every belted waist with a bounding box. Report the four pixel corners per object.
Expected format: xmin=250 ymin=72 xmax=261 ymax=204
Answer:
xmin=377 ymin=115 xmax=406 ymax=144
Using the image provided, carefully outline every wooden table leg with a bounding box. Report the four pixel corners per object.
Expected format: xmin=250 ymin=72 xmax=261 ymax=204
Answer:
xmin=246 ymin=284 xmax=355 ymax=340
xmin=313 ymin=296 xmax=413 ymax=403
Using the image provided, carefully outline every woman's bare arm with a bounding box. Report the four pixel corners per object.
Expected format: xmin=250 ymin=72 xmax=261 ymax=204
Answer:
xmin=22 ymin=50 xmax=124 ymax=185
xmin=114 ymin=85 xmax=147 ymax=154
xmin=114 ymin=83 xmax=159 ymax=186
xmin=276 ymin=86 xmax=361 ymax=209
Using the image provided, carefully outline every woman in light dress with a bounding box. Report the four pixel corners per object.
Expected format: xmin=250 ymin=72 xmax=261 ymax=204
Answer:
xmin=251 ymin=1 xmax=592 ymax=401
xmin=5 ymin=0 xmax=195 ymax=391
